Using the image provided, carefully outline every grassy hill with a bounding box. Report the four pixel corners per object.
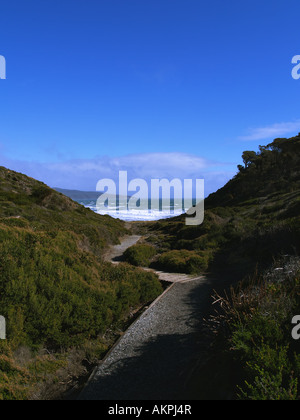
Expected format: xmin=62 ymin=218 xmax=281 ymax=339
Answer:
xmin=0 ymin=167 xmax=162 ymax=399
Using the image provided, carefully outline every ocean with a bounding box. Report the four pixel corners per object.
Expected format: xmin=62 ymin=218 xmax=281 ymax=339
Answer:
xmin=55 ymin=189 xmax=189 ymax=221
xmin=78 ymin=198 xmax=186 ymax=221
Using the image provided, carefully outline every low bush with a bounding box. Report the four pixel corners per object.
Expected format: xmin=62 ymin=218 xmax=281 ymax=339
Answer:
xmin=156 ymin=250 xmax=210 ymax=274
xmin=123 ymin=244 xmax=157 ymax=267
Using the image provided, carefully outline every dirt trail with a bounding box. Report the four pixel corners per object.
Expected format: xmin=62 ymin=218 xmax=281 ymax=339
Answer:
xmin=103 ymin=235 xmax=142 ymax=263
xmin=104 ymin=235 xmax=205 ymax=283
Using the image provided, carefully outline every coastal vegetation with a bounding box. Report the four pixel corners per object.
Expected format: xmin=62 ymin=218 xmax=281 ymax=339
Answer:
xmin=0 ymin=167 xmax=162 ymax=399
xmin=126 ymin=134 xmax=300 ymax=400
xmin=198 ymin=257 xmax=300 ymax=400
xmin=136 ymin=134 xmax=300 ymax=278
xmin=202 ymin=134 xmax=300 ymax=400
xmin=123 ymin=244 xmax=156 ymax=267
xmin=1 ymin=133 xmax=300 ymax=400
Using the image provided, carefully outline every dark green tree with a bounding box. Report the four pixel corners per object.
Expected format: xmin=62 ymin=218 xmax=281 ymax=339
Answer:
xmin=242 ymin=151 xmax=258 ymax=168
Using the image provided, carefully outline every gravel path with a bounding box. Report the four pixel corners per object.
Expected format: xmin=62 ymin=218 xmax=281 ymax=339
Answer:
xmin=79 ymin=276 xmax=213 ymax=400
xmin=79 ymin=235 xmax=214 ymax=400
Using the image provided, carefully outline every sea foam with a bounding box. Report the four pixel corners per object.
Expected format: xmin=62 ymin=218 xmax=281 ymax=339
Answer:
xmin=80 ymin=200 xmax=185 ymax=221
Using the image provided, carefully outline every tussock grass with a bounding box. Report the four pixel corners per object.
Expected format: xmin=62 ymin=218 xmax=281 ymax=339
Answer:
xmin=206 ymin=257 xmax=300 ymax=400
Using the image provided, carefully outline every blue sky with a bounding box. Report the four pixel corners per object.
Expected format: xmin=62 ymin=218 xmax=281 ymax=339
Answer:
xmin=0 ymin=0 xmax=300 ymax=194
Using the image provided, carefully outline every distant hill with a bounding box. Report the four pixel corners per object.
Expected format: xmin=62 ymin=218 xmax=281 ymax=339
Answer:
xmin=54 ymin=187 xmax=131 ymax=204
xmin=54 ymin=188 xmax=103 ymax=201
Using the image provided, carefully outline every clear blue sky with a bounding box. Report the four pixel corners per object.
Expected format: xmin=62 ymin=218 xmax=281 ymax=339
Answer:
xmin=0 ymin=0 xmax=300 ymax=193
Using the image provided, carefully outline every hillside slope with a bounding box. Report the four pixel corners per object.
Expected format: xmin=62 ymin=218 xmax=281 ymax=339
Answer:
xmin=0 ymin=167 xmax=162 ymax=399
xmin=131 ymin=134 xmax=300 ymax=400
xmin=206 ymin=134 xmax=300 ymax=207
xmin=0 ymin=167 xmax=126 ymax=254
xmin=139 ymin=135 xmax=300 ymax=277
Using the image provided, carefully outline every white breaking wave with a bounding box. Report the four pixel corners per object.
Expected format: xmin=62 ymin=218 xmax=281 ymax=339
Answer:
xmin=81 ymin=200 xmax=185 ymax=221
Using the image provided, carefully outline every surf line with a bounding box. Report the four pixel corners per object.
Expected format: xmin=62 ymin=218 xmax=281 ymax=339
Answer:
xmin=96 ymin=170 xmax=204 ymax=226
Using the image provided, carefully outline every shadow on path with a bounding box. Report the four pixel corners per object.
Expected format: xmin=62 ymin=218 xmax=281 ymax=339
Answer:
xmin=79 ymin=279 xmax=215 ymax=400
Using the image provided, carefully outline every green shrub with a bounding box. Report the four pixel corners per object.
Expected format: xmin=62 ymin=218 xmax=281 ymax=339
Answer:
xmin=123 ymin=244 xmax=157 ymax=267
xmin=210 ymin=257 xmax=300 ymax=400
xmin=0 ymin=342 xmax=31 ymax=400
xmin=240 ymin=364 xmax=298 ymax=400
xmin=31 ymin=185 xmax=52 ymax=203
xmin=156 ymin=250 xmax=210 ymax=274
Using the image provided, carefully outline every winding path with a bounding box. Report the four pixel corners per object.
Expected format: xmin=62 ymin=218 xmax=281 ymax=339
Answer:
xmin=103 ymin=235 xmax=142 ymax=263
xmin=79 ymin=235 xmax=213 ymax=400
